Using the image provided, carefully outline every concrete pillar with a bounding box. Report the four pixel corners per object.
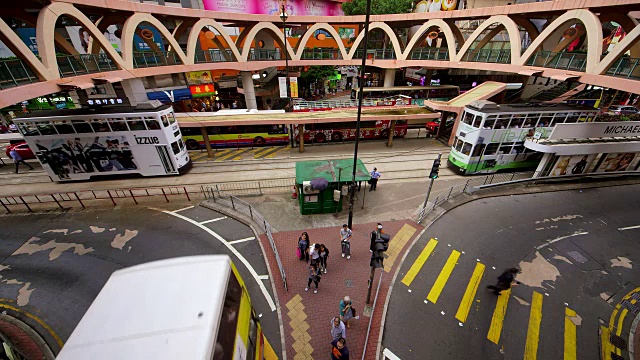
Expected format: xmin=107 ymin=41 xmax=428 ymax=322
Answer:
xmin=386 ymin=120 xmax=396 ymax=147
xmin=533 ymin=153 xmax=553 ymax=177
xmin=200 ymin=126 xmax=214 ymax=158
xmin=383 ymin=68 xmax=396 ymax=88
xmin=120 ymin=78 xmax=148 ymax=106
xmin=240 ymin=71 xmax=258 ymax=110
xmin=298 ymin=124 xmax=304 ymax=153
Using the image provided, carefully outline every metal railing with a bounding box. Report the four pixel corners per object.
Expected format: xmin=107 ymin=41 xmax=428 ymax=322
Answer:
xmin=300 ymin=48 xmax=343 ymax=60
xmin=202 ymin=185 xmax=288 ymax=291
xmin=194 ymin=49 xmax=235 ymax=63
xmin=292 ymin=96 xmax=412 ymax=110
xmin=0 ymin=186 xmax=193 ymax=213
xmin=605 ymin=57 xmax=640 ymax=80
xmin=0 ymin=59 xmax=39 ymax=89
xmin=354 ymin=48 xmax=397 ymax=59
xmin=248 ymin=49 xmax=282 ymax=61
xmin=57 ymin=54 xmax=118 ymax=77
xmin=461 ymin=48 xmax=511 ymax=64
xmin=525 ymin=51 xmax=588 ymax=72
xmin=409 ymin=47 xmax=450 ymax=61
xmin=132 ymin=51 xmax=183 ymax=68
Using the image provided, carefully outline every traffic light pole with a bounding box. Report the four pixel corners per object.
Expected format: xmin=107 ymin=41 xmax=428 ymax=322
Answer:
xmin=366 ymin=265 xmax=375 ymax=304
xmin=420 ymin=153 xmax=442 ymax=213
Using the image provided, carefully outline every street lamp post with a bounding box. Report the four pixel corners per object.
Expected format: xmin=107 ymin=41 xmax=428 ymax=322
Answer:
xmin=280 ymin=5 xmax=295 ymax=147
xmin=347 ymin=0 xmax=373 ymax=229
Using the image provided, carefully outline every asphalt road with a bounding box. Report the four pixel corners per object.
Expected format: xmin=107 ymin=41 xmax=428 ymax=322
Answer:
xmin=382 ymin=184 xmax=640 ymax=360
xmin=0 ymin=205 xmax=281 ymax=356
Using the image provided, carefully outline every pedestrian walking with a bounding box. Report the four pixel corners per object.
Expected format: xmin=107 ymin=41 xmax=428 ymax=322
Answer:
xmin=487 ymin=268 xmax=521 ymax=295
xmin=330 ymin=317 xmax=346 ymax=341
xmin=309 ymin=243 xmax=321 ymax=265
xmin=9 ymin=148 xmax=34 ymax=174
xmin=305 ymin=262 xmax=322 ymax=294
xmin=339 ymin=296 xmax=359 ymax=329
xmin=330 ymin=338 xmax=349 ymax=360
xmin=369 ymin=167 xmax=381 ymax=191
xmin=318 ymin=244 xmax=329 ymax=274
xmin=340 ymin=224 xmax=353 ymax=259
xmin=369 ymin=223 xmax=384 ymax=253
xmin=298 ymin=232 xmax=310 ymax=262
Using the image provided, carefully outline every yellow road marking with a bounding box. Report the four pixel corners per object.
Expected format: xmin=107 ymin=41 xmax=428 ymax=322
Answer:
xmin=487 ymin=288 xmax=511 ymax=344
xmin=564 ymin=307 xmax=577 ymax=360
xmin=616 ymin=308 xmax=629 ymax=336
xmin=401 ymin=238 xmax=438 ymax=287
xmin=524 ymin=291 xmax=543 ymax=360
xmin=383 ymin=224 xmax=416 ymax=273
xmin=263 ymin=335 xmax=279 ymax=360
xmin=231 ymin=149 xmax=253 ymax=161
xmin=426 ymin=250 xmax=460 ymax=304
xmin=600 ymin=325 xmax=613 ymax=360
xmin=455 ymin=262 xmax=485 ymax=323
xmin=0 ymin=301 xmax=64 ymax=348
xmin=264 ymin=147 xmax=288 ymax=159
xmin=253 ymin=147 xmax=275 ymax=157
xmin=190 ymin=152 xmax=209 ymax=161
xmin=609 ymin=305 xmax=620 ymax=330
xmin=216 ymin=149 xmax=246 ymax=161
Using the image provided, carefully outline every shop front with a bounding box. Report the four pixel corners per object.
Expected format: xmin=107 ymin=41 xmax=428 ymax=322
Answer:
xmin=146 ymin=88 xmax=192 ymax=112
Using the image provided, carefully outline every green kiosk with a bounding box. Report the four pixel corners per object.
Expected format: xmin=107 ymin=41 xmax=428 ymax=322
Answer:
xmin=295 ymin=159 xmax=370 ymax=215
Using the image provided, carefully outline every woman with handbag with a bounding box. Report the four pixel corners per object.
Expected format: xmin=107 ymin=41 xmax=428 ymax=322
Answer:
xmin=339 ymin=296 xmax=360 ymax=329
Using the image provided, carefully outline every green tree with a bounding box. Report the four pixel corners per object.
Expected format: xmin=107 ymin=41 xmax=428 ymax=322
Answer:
xmin=342 ymin=0 xmax=413 ymax=15
xmin=299 ymin=66 xmax=337 ymax=98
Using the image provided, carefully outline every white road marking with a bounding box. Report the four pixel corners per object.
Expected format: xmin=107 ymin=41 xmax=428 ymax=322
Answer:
xmin=258 ymin=275 xmax=269 ymax=280
xmin=535 ymin=231 xmax=588 ymax=250
xmin=199 ymin=217 xmax=227 ymax=225
xmin=383 ymin=348 xmax=402 ymax=360
xmin=228 ymin=237 xmax=256 ymax=245
xmin=618 ymin=224 xmax=640 ymax=231
xmin=154 ymin=208 xmax=276 ymax=312
xmin=172 ymin=206 xmax=194 ymax=213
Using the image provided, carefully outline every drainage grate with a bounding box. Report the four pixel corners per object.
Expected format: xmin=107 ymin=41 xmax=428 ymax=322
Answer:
xmin=345 ymin=279 xmax=354 ymax=288
xmin=611 ymin=353 xmax=624 ymax=360
xmin=621 ymin=299 xmax=640 ymax=315
xmin=610 ymin=334 xmax=627 ymax=349
xmin=631 ymin=292 xmax=640 ymax=301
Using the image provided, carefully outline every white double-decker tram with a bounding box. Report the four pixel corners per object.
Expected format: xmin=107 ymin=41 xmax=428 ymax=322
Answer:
xmin=13 ymin=102 xmax=191 ymax=181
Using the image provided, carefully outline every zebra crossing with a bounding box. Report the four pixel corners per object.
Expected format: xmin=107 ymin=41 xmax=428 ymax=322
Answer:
xmin=189 ymin=146 xmax=289 ymax=162
xmin=399 ymin=237 xmax=583 ymax=360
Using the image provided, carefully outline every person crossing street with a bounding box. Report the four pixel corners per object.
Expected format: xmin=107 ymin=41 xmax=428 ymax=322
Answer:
xmin=340 ymin=224 xmax=353 ymax=259
xmin=487 ymin=268 xmax=521 ymax=295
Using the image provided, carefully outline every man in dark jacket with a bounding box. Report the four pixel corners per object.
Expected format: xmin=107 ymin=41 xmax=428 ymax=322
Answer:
xmin=331 ymin=337 xmax=349 ymax=360
xmin=487 ymin=268 xmax=521 ymax=295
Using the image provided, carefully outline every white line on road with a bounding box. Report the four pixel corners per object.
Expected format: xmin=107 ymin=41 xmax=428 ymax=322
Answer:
xmin=258 ymin=275 xmax=269 ymax=280
xmin=153 ymin=208 xmax=276 ymax=312
xmin=228 ymin=237 xmax=256 ymax=245
xmin=618 ymin=225 xmax=640 ymax=231
xmin=535 ymin=232 xmax=589 ymax=250
xmin=199 ymin=217 xmax=227 ymax=225
xmin=383 ymin=348 xmax=401 ymax=360
xmin=172 ymin=206 xmax=194 ymax=213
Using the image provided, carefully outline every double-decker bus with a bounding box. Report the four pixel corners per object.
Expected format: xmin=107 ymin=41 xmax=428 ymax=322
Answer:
xmin=351 ymin=85 xmax=460 ymax=102
xmin=298 ymin=120 xmax=407 ymax=143
xmin=448 ymin=101 xmax=599 ymax=175
xmin=57 ymin=255 xmax=274 ymax=360
xmin=13 ymin=103 xmax=190 ymax=181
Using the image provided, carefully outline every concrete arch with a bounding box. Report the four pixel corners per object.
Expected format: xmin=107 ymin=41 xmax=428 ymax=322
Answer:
xmin=0 ymin=18 xmax=51 ymax=80
xmin=518 ymin=9 xmax=603 ymax=73
xmin=454 ymin=15 xmax=522 ymax=63
xmin=239 ymin=22 xmax=295 ymax=62
xmin=598 ymin=12 xmax=640 ymax=58
xmin=446 ymin=20 xmax=465 ymax=50
xmin=121 ymin=13 xmax=190 ymax=68
xmin=292 ymin=24 xmax=348 ymax=61
xmin=347 ymin=22 xmax=402 ymax=60
xmin=594 ymin=24 xmax=640 ymax=74
xmin=91 ymin=15 xmax=127 ymax=55
xmin=401 ymin=20 xmax=458 ymax=61
xmin=186 ymin=19 xmax=242 ymax=62
xmin=36 ymin=2 xmax=126 ymax=76
xmin=513 ymin=18 xmax=541 ymax=52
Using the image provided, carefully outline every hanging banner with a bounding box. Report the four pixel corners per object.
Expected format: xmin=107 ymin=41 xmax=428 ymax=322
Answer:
xmin=133 ymin=25 xmax=165 ymax=52
xmin=278 ymin=77 xmax=288 ymax=98
xmin=290 ymin=77 xmax=298 ymax=98
xmin=66 ymin=25 xmax=122 ymax=54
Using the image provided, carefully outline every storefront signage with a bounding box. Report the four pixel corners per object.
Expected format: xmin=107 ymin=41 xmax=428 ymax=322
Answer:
xmin=186 ymin=71 xmax=213 ymax=85
xmin=549 ymin=121 xmax=640 ymax=140
xmin=133 ymin=25 xmax=165 ymax=52
xmin=189 ymin=84 xmax=217 ymax=97
xmin=278 ymin=77 xmax=288 ymax=98
xmin=217 ymin=79 xmax=238 ymax=89
xmin=147 ymin=88 xmax=192 ymax=102
xmin=87 ymin=98 xmax=124 ymax=105
xmin=290 ymin=77 xmax=299 ymax=98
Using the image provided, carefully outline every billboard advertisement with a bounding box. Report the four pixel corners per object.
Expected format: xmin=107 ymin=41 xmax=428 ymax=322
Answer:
xmin=186 ymin=71 xmax=213 ymax=85
xmin=413 ymin=0 xmax=459 ymax=13
xmin=16 ymin=28 xmax=38 ymax=55
xmin=66 ymin=25 xmax=122 ymax=54
xmin=203 ymin=0 xmax=344 ymax=16
xmin=549 ymin=154 xmax=595 ymax=177
xmin=133 ymin=25 xmax=165 ymax=52
xmin=596 ymin=153 xmax=638 ymax=173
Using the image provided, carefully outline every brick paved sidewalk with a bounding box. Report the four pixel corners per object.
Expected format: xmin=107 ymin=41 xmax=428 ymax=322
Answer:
xmin=259 ymin=220 xmax=422 ymax=360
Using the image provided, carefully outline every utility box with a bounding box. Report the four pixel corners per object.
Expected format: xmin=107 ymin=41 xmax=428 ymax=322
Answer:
xmin=295 ymin=159 xmax=370 ymax=215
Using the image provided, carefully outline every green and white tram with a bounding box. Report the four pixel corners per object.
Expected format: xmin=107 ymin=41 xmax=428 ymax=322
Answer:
xmin=448 ymin=101 xmax=599 ymax=175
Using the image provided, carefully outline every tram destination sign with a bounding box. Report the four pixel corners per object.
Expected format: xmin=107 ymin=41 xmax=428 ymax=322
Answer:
xmin=549 ymin=121 xmax=640 ymax=140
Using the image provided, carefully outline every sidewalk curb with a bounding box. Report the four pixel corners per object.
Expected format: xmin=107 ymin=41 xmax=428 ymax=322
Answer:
xmin=200 ymin=201 xmax=287 ymax=360
xmin=374 ymin=179 xmax=640 ymax=360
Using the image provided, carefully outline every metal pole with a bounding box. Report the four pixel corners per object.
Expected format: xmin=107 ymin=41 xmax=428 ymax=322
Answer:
xmin=420 ymin=153 xmax=442 ymax=212
xmin=282 ymin=5 xmax=291 ymax=113
xmin=366 ymin=265 xmax=375 ymax=304
xmin=347 ymin=0 xmax=373 ymax=230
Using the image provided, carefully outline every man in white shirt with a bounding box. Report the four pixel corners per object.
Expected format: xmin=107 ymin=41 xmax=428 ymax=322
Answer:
xmin=340 ymin=224 xmax=353 ymax=259
xmin=330 ymin=317 xmax=346 ymax=341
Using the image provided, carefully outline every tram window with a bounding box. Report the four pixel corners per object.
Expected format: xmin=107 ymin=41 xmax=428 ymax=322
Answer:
xmin=499 ymin=142 xmax=515 ymax=154
xmin=462 ymin=112 xmax=474 ymax=125
xmin=215 ymin=273 xmax=242 ymax=360
xmin=171 ymin=141 xmax=180 ymax=155
xmin=510 ymin=116 xmax=525 ymax=128
xmin=92 ymin=120 xmax=111 ymax=133
xmin=539 ymin=115 xmax=553 ymax=127
xmin=471 ymin=116 xmax=483 ymax=128
xmin=523 ymin=115 xmax=537 ymax=128
xmin=268 ymin=125 xmax=286 ymax=134
xmin=168 ymin=112 xmax=176 ymax=124
xmin=110 ymin=119 xmax=129 ymax=131
xmin=53 ymin=120 xmax=74 ymax=134
xmin=72 ymin=120 xmax=93 ymax=133
xmin=174 ymin=130 xmax=181 ymax=138
xmin=161 ymin=115 xmax=170 ymax=127
xmin=483 ymin=117 xmax=496 ymax=129
xmin=127 ymin=118 xmax=147 ymax=131
xmin=565 ymin=113 xmax=580 ymax=123
xmin=37 ymin=122 xmax=57 ymax=135
xmin=461 ymin=142 xmax=472 ymax=155
xmin=455 ymin=139 xmax=464 ymax=152
xmin=513 ymin=144 xmax=525 ymax=154
xmin=550 ymin=114 xmax=566 ymax=126
xmin=145 ymin=118 xmax=161 ymax=130
xmin=178 ymin=139 xmax=185 ymax=151
xmin=484 ymin=143 xmax=499 ymax=155
xmin=19 ymin=123 xmax=38 ymax=136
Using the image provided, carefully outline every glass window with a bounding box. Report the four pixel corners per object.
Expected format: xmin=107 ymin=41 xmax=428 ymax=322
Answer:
xmin=171 ymin=141 xmax=180 ymax=155
xmin=462 ymin=112 xmax=474 ymax=125
xmin=72 ymin=120 xmax=93 ymax=133
xmin=174 ymin=130 xmax=181 ymax=138
xmin=550 ymin=113 xmax=566 ymax=126
xmin=127 ymin=117 xmax=146 ymax=131
xmin=53 ymin=120 xmax=74 ymax=134
xmin=483 ymin=116 xmax=497 ymax=129
xmin=18 ymin=123 xmax=38 ymax=136
xmin=268 ymin=124 xmax=287 ymax=134
xmin=110 ymin=118 xmax=129 ymax=131
xmin=539 ymin=115 xmax=553 ymax=127
xmin=455 ymin=138 xmax=464 ymax=152
xmin=214 ymin=273 xmax=242 ymax=360
xmin=471 ymin=115 xmax=483 ymax=128
xmin=169 ymin=112 xmax=176 ymax=124
xmin=161 ymin=115 xmax=170 ymax=127
xmin=461 ymin=142 xmax=472 ymax=155
xmin=145 ymin=118 xmax=161 ymax=130
xmin=91 ymin=120 xmax=111 ymax=133
xmin=523 ymin=114 xmax=538 ymax=128
xmin=510 ymin=116 xmax=525 ymax=128
xmin=499 ymin=142 xmax=515 ymax=154
xmin=513 ymin=143 xmax=525 ymax=154
xmin=178 ymin=139 xmax=185 ymax=151
xmin=484 ymin=143 xmax=499 ymax=155
xmin=37 ymin=122 xmax=56 ymax=135
xmin=206 ymin=127 xmax=220 ymax=135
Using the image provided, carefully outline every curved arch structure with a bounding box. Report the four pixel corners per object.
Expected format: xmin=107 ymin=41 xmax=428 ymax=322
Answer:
xmin=2 ymin=0 xmax=640 ymax=107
